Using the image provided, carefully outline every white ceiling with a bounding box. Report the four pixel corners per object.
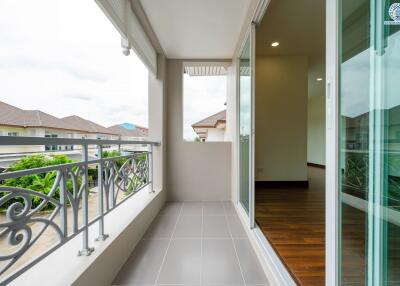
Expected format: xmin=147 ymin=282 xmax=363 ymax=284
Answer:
xmin=140 ymin=0 xmax=254 ymax=59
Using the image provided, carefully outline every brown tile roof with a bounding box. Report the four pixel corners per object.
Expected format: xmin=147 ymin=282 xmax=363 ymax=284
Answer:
xmin=0 ymin=101 xmax=86 ymax=132
xmin=62 ymin=115 xmax=118 ymax=135
xmin=192 ymin=110 xmax=226 ymax=128
xmin=107 ymin=125 xmax=148 ymax=138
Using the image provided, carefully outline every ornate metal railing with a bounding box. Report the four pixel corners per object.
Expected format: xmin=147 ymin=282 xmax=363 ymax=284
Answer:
xmin=0 ymin=136 xmax=159 ymax=285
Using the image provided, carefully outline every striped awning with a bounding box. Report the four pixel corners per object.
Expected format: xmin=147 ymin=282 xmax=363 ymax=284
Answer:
xmin=184 ymin=62 xmax=231 ymax=76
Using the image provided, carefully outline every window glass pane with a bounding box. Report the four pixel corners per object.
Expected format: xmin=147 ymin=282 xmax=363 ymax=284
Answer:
xmin=340 ymin=0 xmax=400 ymax=284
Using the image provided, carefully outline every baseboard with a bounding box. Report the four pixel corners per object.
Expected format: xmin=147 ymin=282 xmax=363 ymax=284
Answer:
xmin=255 ymin=180 xmax=309 ymax=189
xmin=307 ymin=162 xmax=326 ymax=169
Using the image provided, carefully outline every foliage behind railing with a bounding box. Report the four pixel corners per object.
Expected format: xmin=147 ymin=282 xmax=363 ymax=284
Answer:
xmin=0 ymin=137 xmax=158 ymax=285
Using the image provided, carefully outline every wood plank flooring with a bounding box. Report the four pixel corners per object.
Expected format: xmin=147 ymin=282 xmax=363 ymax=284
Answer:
xmin=255 ymin=167 xmax=325 ymax=285
xmin=256 ymin=166 xmax=400 ymax=285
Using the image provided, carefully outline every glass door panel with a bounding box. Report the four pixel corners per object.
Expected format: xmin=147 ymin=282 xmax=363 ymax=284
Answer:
xmin=239 ymin=35 xmax=252 ymax=214
xmin=339 ymin=0 xmax=400 ymax=284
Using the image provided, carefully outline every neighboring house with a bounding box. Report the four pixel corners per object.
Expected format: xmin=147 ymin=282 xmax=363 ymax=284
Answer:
xmin=107 ymin=124 xmax=148 ymax=141
xmin=0 ymin=101 xmax=87 ymax=153
xmin=108 ymin=124 xmax=149 ymax=152
xmin=62 ymin=115 xmax=119 ymax=140
xmin=192 ymin=110 xmax=226 ymax=142
xmin=0 ymin=101 xmax=148 ymax=158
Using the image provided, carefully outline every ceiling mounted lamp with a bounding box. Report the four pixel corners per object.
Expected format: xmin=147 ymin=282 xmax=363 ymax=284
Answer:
xmin=271 ymin=42 xmax=280 ymax=47
xmin=121 ymin=37 xmax=130 ymax=56
xmin=317 ymin=78 xmax=323 ymax=81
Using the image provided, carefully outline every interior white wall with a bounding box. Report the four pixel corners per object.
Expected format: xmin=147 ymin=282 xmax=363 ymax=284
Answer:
xmin=166 ymin=59 xmax=232 ymax=201
xmin=307 ymin=94 xmax=326 ymax=165
xmin=255 ymin=55 xmax=308 ymax=181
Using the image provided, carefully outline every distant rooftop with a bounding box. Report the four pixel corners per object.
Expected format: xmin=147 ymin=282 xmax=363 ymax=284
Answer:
xmin=108 ymin=124 xmax=148 ymax=138
xmin=0 ymin=100 xmax=147 ymax=137
xmin=0 ymin=101 xmax=86 ymax=132
xmin=62 ymin=115 xmax=117 ymax=135
xmin=192 ymin=110 xmax=226 ymax=128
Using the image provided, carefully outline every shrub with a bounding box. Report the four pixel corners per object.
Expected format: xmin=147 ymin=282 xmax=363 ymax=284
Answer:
xmin=0 ymin=154 xmax=77 ymax=211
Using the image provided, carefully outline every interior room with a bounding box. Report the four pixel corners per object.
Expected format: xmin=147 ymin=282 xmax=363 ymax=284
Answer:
xmin=254 ymin=0 xmax=326 ymax=285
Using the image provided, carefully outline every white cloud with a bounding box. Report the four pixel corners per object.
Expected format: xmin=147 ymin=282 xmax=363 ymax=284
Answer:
xmin=0 ymin=0 xmax=148 ymax=128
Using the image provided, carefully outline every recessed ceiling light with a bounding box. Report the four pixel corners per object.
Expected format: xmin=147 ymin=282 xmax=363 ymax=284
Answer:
xmin=271 ymin=42 xmax=279 ymax=47
xmin=317 ymin=78 xmax=323 ymax=81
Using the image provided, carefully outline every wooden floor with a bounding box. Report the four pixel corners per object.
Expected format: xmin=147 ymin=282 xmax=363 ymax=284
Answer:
xmin=256 ymin=166 xmax=400 ymax=285
xmin=255 ymin=167 xmax=325 ymax=286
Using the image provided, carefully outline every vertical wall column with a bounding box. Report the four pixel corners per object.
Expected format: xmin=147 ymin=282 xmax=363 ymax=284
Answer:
xmin=148 ymin=54 xmax=167 ymax=192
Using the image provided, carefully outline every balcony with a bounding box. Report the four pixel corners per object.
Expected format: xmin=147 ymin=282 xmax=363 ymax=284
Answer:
xmin=0 ymin=136 xmax=268 ymax=286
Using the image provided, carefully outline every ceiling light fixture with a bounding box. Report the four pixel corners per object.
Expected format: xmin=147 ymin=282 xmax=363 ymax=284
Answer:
xmin=317 ymin=78 xmax=323 ymax=81
xmin=271 ymin=42 xmax=280 ymax=47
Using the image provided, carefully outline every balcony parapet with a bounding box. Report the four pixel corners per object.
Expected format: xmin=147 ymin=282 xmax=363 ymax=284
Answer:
xmin=0 ymin=136 xmax=160 ymax=284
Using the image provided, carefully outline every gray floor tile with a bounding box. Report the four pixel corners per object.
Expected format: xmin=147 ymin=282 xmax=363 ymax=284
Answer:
xmin=113 ymin=239 xmax=169 ymax=285
xmin=144 ymin=215 xmax=178 ymax=239
xmin=203 ymin=215 xmax=230 ymax=238
xmin=227 ymin=215 xmax=247 ymax=238
xmin=234 ymin=239 xmax=269 ymax=285
xmin=158 ymin=239 xmax=201 ymax=285
xmin=203 ymin=201 xmax=225 ymax=216
xmin=173 ymin=215 xmax=202 ymax=238
xmin=202 ymin=239 xmax=244 ymax=285
xmin=182 ymin=201 xmax=203 ymax=216
xmin=159 ymin=202 xmax=182 ymax=216
xmin=223 ymin=201 xmax=238 ymax=216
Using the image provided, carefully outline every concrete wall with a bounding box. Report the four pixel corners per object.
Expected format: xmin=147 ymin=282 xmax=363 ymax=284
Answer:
xmin=307 ymin=94 xmax=326 ymax=165
xmin=255 ymin=56 xmax=308 ymax=181
xmin=225 ymin=62 xmax=238 ymax=202
xmin=166 ymin=59 xmax=231 ymax=201
xmin=149 ymin=55 xmax=167 ymax=192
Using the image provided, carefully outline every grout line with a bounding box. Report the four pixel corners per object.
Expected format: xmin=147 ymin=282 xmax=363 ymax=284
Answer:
xmin=154 ymin=203 xmax=184 ymax=286
xmin=223 ymin=200 xmax=247 ymax=286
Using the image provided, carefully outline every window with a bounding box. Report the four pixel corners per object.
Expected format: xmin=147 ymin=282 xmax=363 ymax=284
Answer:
xmin=183 ymin=63 xmax=229 ymax=142
xmin=7 ymin=132 xmax=19 ymax=137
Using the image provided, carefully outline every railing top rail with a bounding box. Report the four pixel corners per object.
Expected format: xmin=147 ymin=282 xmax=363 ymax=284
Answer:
xmin=0 ymin=151 xmax=150 ymax=180
xmin=0 ymin=136 xmax=160 ymax=146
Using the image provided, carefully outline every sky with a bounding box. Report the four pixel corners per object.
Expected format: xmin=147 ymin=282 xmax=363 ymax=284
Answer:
xmin=0 ymin=0 xmax=148 ymax=128
xmin=183 ymin=74 xmax=227 ymax=141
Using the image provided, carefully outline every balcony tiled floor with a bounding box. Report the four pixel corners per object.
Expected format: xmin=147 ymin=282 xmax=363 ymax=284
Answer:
xmin=113 ymin=201 xmax=269 ymax=286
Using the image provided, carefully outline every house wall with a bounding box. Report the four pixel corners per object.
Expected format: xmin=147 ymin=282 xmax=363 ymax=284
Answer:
xmin=166 ymin=59 xmax=231 ymax=201
xmin=207 ymin=128 xmax=225 ymax=142
xmin=0 ymin=126 xmax=43 ymax=153
xmin=307 ymin=94 xmax=326 ymax=165
xmin=255 ymin=55 xmax=308 ymax=182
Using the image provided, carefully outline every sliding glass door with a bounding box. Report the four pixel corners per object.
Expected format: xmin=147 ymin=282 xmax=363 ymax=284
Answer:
xmin=238 ymin=26 xmax=255 ymax=226
xmin=339 ymin=0 xmax=400 ymax=284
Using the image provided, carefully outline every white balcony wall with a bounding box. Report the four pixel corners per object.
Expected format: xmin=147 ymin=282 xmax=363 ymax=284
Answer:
xmin=166 ymin=60 xmax=232 ymax=201
xmin=225 ymin=63 xmax=239 ymax=203
xmin=149 ymin=54 xmax=167 ymax=192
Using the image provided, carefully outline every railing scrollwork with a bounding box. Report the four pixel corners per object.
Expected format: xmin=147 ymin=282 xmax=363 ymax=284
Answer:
xmin=0 ymin=137 xmax=158 ymax=284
